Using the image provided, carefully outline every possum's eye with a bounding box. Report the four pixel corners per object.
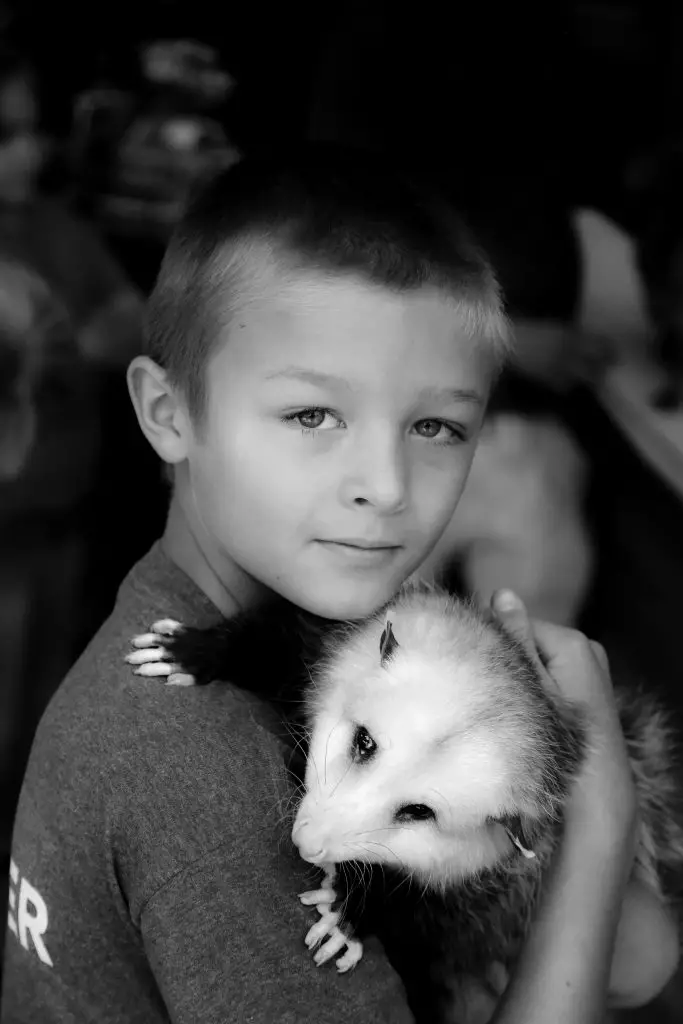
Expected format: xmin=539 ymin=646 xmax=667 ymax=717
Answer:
xmin=352 ymin=725 xmax=377 ymax=761
xmin=394 ymin=804 xmax=436 ymax=824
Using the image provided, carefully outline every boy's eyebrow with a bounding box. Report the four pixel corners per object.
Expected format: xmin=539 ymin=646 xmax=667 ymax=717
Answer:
xmin=264 ymin=367 xmax=483 ymax=404
xmin=264 ymin=368 xmax=354 ymax=390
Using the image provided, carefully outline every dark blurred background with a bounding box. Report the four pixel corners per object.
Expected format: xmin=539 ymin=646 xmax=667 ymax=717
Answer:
xmin=1 ymin=2 xmax=683 ymax=1019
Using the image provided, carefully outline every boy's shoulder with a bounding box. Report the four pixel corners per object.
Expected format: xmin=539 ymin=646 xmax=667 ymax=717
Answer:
xmin=23 ymin=543 xmax=291 ymax=892
xmin=49 ymin=538 xmax=285 ymax=766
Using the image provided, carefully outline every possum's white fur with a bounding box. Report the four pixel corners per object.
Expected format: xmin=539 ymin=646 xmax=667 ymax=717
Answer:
xmin=292 ymin=585 xmax=585 ymax=888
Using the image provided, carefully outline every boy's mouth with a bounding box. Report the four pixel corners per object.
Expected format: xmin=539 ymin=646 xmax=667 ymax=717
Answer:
xmin=316 ymin=540 xmax=402 ymax=565
xmin=327 ymin=538 xmax=401 ymax=550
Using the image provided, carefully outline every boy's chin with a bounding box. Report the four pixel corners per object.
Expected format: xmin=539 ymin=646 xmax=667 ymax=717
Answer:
xmin=289 ymin=580 xmax=401 ymax=622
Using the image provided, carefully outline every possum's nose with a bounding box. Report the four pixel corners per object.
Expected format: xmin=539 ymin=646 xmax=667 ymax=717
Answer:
xmin=291 ymin=818 xmax=328 ymax=864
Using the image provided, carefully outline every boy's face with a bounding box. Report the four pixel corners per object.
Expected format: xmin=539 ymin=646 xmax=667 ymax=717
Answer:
xmin=181 ymin=271 xmax=492 ymax=619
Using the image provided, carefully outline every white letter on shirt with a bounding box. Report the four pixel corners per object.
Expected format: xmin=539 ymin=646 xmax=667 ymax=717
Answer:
xmin=18 ymin=876 xmax=54 ymax=967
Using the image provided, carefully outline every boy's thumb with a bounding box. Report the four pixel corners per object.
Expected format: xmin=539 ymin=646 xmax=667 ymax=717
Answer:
xmin=491 ymin=590 xmax=544 ymax=671
xmin=491 ymin=588 xmax=527 ymax=624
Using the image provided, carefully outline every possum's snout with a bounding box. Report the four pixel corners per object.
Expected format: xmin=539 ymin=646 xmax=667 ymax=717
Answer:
xmin=291 ymin=813 xmax=328 ymax=864
xmin=291 ymin=793 xmax=365 ymax=866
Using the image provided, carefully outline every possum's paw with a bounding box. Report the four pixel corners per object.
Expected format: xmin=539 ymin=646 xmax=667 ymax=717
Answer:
xmin=303 ymin=910 xmax=363 ymax=972
xmin=299 ymin=884 xmax=363 ymax=972
xmin=125 ymin=620 xmax=196 ymax=686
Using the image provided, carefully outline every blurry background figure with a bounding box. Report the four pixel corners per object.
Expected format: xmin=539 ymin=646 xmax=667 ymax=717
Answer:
xmin=0 ymin=255 xmax=99 ymax=859
xmin=0 ymin=41 xmax=145 ymax=368
xmin=414 ymin=201 xmax=654 ymax=626
xmin=621 ymin=143 xmax=683 ymax=410
xmin=69 ymin=36 xmax=239 ymax=289
xmin=415 ymin=409 xmax=592 ymax=627
xmin=0 ymin=40 xmax=166 ymax=644
xmin=0 ymin=41 xmax=156 ymax=865
xmin=0 ymin=41 xmax=43 ymax=204
xmin=0 ymin=260 xmax=43 ymax=480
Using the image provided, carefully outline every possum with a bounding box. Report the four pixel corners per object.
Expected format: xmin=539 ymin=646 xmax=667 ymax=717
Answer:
xmin=127 ymin=584 xmax=683 ymax=1023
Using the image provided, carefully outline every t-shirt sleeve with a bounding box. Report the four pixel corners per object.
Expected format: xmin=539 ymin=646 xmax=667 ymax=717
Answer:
xmin=140 ymin=841 xmax=413 ymax=1024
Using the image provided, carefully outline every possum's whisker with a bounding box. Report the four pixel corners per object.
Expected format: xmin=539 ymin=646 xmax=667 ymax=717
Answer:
xmin=363 ymin=840 xmax=406 ymax=873
xmin=323 ymin=722 xmax=336 ymax=787
xmin=386 ymin=870 xmax=413 ymax=901
xmin=329 ymin=757 xmax=353 ymax=798
xmin=344 ymin=852 xmax=372 ymax=920
xmin=268 ymin=800 xmax=297 ymax=831
xmin=283 ymin=721 xmax=310 ymax=756
xmin=270 ymin=788 xmax=305 ymax=831
xmin=303 ymin=661 xmax=317 ymax=690
xmin=348 ymin=859 xmax=367 ymax=897
xmin=307 ymin=751 xmax=322 ymax=791
xmin=354 ymin=856 xmax=370 ymax=895
xmin=419 ymin=872 xmax=435 ymax=902
xmin=363 ymin=839 xmax=396 ymax=857
xmin=427 ymin=786 xmax=448 ymax=808
xmin=356 ymin=827 xmax=405 ymax=835
xmin=257 ymin=765 xmax=305 ymax=843
xmin=349 ymin=858 xmax=371 ymax=917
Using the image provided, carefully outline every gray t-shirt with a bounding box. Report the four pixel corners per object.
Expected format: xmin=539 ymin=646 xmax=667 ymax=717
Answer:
xmin=2 ymin=542 xmax=412 ymax=1023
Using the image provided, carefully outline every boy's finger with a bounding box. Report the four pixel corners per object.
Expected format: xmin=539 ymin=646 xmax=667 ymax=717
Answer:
xmin=490 ymin=590 xmax=560 ymax=691
xmin=491 ymin=589 xmax=538 ymax=657
xmin=590 ymin=640 xmax=610 ymax=673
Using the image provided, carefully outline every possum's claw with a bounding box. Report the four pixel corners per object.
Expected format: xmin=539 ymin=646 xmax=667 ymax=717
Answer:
xmin=304 ymin=912 xmax=363 ymax=971
xmin=130 ymin=620 xmax=184 ymax=646
xmin=125 ymin=620 xmax=197 ymax=686
xmin=333 ymin=939 xmax=363 ymax=973
xmin=305 ymin=910 xmax=341 ymax=949
xmin=298 ymin=887 xmax=336 ymax=906
xmin=126 ymin=647 xmax=170 ymax=665
xmin=313 ymin=925 xmax=349 ymax=966
xmin=152 ymin=619 xmax=184 ymax=636
xmin=300 ymin=866 xmax=364 ymax=972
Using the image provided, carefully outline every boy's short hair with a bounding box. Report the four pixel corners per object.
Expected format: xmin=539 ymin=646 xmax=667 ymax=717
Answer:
xmin=145 ymin=143 xmax=510 ymax=422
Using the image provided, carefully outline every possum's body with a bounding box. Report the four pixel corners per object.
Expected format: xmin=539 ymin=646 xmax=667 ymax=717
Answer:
xmin=129 ymin=584 xmax=683 ymax=1023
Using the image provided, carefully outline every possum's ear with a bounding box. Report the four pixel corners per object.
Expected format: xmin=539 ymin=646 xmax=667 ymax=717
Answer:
xmin=380 ymin=620 xmax=399 ymax=665
xmin=497 ymin=813 xmax=537 ymax=860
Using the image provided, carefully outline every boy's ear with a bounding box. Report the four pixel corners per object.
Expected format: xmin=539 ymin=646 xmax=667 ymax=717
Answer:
xmin=127 ymin=356 xmax=192 ymax=464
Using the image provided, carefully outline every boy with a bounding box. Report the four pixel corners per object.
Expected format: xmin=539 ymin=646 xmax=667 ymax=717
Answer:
xmin=2 ymin=144 xmax=678 ymax=1022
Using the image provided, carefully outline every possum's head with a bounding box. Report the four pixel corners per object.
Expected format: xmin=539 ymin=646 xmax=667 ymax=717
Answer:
xmin=291 ymin=585 xmax=587 ymax=887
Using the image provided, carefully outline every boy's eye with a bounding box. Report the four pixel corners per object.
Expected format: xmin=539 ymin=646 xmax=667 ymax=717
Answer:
xmin=414 ymin=419 xmax=467 ymax=443
xmin=297 ymin=408 xmax=327 ymax=430
xmin=282 ymin=408 xmax=344 ymax=432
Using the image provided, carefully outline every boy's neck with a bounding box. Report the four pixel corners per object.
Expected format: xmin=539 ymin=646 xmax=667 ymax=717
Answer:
xmin=161 ymin=492 xmax=269 ymax=619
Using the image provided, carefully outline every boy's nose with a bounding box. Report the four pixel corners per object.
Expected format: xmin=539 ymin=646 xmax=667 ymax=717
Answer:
xmin=342 ymin=437 xmax=408 ymax=513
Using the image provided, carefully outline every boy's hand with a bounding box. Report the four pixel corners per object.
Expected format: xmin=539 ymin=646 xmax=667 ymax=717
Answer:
xmin=490 ymin=589 xmax=638 ymax=844
xmin=489 ymin=591 xmax=681 ymax=1012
